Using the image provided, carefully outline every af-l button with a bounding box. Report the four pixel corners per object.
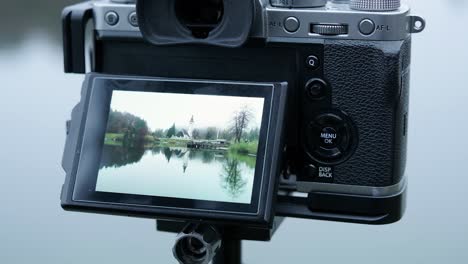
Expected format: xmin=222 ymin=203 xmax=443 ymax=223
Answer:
xmin=359 ymin=19 xmax=376 ymax=36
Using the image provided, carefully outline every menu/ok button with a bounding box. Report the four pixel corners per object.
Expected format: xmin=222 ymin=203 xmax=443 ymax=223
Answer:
xmin=320 ymin=127 xmax=339 ymax=148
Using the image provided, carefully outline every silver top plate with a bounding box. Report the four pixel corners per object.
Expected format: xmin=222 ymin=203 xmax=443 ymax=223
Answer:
xmin=93 ymin=0 xmax=424 ymax=43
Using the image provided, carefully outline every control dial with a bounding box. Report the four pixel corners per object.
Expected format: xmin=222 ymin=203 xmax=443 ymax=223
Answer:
xmin=311 ymin=24 xmax=348 ymax=35
xmin=306 ymin=111 xmax=357 ymax=164
xmin=350 ymin=0 xmax=401 ymax=11
xmin=270 ymin=0 xmax=327 ymax=8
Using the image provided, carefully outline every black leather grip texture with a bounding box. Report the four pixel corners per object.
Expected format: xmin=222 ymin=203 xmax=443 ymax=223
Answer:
xmin=323 ymin=37 xmax=412 ymax=187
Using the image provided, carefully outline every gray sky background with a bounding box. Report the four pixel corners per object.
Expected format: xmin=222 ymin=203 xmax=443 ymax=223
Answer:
xmin=2 ymin=1 xmax=468 ymax=263
xmin=110 ymin=90 xmax=265 ymax=132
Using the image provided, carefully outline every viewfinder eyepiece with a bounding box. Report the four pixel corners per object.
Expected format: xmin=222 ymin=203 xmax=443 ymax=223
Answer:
xmin=175 ymin=0 xmax=224 ymax=39
xmin=137 ymin=0 xmax=254 ymax=47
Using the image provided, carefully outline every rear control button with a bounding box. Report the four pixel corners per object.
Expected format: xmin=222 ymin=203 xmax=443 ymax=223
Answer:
xmin=284 ymin=17 xmax=300 ymax=33
xmin=306 ymin=112 xmax=356 ymax=164
xmin=320 ymin=127 xmax=338 ymax=148
xmin=304 ymin=164 xmax=318 ymax=178
xmin=306 ymin=79 xmax=327 ymax=99
xmin=317 ymin=166 xmax=334 ymax=182
xmin=128 ymin=11 xmax=138 ymax=27
xmin=105 ymin=11 xmax=119 ymax=26
xmin=359 ymin=19 xmax=376 ymax=35
xmin=306 ymin=55 xmax=320 ymax=70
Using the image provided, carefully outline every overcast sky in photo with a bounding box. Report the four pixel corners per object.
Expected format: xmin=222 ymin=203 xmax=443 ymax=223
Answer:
xmin=109 ymin=90 xmax=265 ymax=132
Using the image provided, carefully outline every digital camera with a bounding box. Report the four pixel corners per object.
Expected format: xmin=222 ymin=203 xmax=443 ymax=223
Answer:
xmin=61 ymin=0 xmax=425 ymax=235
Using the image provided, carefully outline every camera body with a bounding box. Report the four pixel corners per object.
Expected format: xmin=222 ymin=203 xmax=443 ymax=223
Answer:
xmin=62 ymin=0 xmax=425 ymax=227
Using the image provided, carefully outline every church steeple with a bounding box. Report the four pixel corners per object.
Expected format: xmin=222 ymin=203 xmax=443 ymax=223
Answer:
xmin=188 ymin=115 xmax=195 ymax=139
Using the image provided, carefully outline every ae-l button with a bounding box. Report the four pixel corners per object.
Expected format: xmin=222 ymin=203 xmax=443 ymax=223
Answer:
xmin=284 ymin=17 xmax=300 ymax=33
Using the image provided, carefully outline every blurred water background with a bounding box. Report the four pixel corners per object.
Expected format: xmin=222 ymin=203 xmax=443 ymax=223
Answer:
xmin=0 ymin=0 xmax=467 ymax=263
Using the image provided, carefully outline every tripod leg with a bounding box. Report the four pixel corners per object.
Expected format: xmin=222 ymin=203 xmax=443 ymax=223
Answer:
xmin=213 ymin=239 xmax=242 ymax=264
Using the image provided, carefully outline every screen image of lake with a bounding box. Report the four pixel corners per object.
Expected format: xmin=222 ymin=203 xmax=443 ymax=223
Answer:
xmin=96 ymin=145 xmax=256 ymax=204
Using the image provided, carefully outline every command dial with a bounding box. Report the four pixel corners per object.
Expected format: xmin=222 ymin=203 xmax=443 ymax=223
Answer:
xmin=270 ymin=0 xmax=327 ymax=8
xmin=311 ymin=24 xmax=348 ymax=36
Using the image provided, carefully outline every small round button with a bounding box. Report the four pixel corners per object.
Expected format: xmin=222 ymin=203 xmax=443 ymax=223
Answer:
xmin=284 ymin=17 xmax=300 ymax=33
xmin=306 ymin=55 xmax=320 ymax=70
xmin=128 ymin=11 xmax=138 ymax=27
xmin=306 ymin=79 xmax=327 ymax=100
xmin=304 ymin=164 xmax=318 ymax=178
xmin=105 ymin=11 xmax=119 ymax=26
xmin=359 ymin=19 xmax=376 ymax=36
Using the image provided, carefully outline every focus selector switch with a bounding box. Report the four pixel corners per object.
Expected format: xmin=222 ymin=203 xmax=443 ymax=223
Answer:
xmin=307 ymin=112 xmax=356 ymax=163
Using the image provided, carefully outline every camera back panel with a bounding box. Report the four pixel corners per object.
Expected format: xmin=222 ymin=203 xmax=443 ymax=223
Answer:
xmin=60 ymin=0 xmax=425 ymax=225
xmin=93 ymin=36 xmax=410 ymax=193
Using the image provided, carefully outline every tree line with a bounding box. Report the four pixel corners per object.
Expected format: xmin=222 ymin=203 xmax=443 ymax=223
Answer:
xmin=106 ymin=110 xmax=149 ymax=147
xmin=107 ymin=106 xmax=261 ymax=144
xmin=154 ymin=106 xmax=259 ymax=142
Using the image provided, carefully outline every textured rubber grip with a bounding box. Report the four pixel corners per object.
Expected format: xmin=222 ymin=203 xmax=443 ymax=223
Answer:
xmin=323 ymin=38 xmax=411 ymax=187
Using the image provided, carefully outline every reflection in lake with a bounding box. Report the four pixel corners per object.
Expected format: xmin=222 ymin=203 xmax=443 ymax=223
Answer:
xmin=97 ymin=146 xmax=256 ymax=204
xmin=100 ymin=145 xmax=146 ymax=169
xmin=220 ymin=159 xmax=247 ymax=199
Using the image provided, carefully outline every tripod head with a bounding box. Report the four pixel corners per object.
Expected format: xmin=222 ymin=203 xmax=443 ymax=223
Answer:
xmin=173 ymin=223 xmax=222 ymax=264
xmin=160 ymin=219 xmax=285 ymax=264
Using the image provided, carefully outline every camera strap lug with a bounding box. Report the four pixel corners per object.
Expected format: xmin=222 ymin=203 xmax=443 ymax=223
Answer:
xmin=408 ymin=15 xmax=426 ymax=34
xmin=62 ymin=1 xmax=94 ymax=73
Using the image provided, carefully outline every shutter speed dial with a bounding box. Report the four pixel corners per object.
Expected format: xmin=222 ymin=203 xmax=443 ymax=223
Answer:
xmin=270 ymin=0 xmax=400 ymax=11
xmin=270 ymin=0 xmax=327 ymax=8
xmin=350 ymin=0 xmax=401 ymax=11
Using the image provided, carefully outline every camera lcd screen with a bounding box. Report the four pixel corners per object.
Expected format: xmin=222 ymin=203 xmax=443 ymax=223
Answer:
xmin=66 ymin=75 xmax=286 ymax=219
xmin=96 ymin=91 xmax=265 ymax=204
